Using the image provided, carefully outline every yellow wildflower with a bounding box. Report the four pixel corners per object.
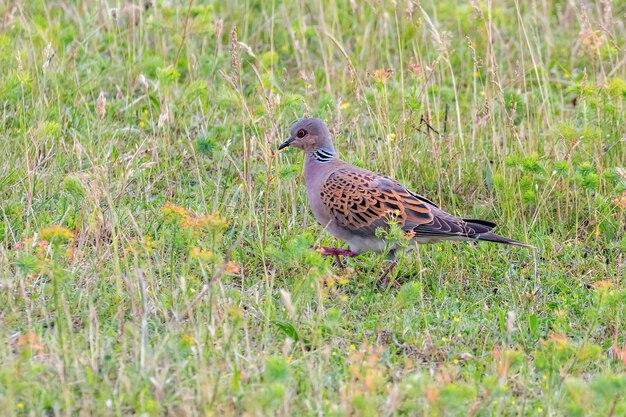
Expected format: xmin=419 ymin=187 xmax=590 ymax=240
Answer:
xmin=162 ymin=202 xmax=189 ymax=219
xmin=183 ymin=212 xmax=229 ymax=231
xmin=181 ymin=334 xmax=195 ymax=346
xmin=190 ymin=247 xmax=218 ymax=263
xmin=39 ymin=226 xmax=74 ymax=242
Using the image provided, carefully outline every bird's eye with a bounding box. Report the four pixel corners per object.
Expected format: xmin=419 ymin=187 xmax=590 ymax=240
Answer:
xmin=296 ymin=129 xmax=307 ymax=138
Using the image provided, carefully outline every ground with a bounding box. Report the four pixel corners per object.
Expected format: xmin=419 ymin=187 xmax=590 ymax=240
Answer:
xmin=0 ymin=0 xmax=625 ymax=416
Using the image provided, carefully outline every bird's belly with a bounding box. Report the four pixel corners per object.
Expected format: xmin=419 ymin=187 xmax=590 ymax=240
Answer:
xmin=315 ymin=216 xmax=387 ymax=254
xmin=341 ymin=233 xmax=388 ymax=253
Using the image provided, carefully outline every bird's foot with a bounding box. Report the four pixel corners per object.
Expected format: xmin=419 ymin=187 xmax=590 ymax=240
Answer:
xmin=313 ymin=246 xmax=358 ymax=269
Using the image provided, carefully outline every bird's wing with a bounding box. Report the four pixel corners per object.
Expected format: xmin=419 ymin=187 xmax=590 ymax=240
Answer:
xmin=319 ymin=168 xmax=495 ymax=239
xmin=319 ymin=168 xmax=434 ymax=235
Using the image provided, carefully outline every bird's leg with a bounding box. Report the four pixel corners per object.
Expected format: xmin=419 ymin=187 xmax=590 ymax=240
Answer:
xmin=313 ymin=246 xmax=358 ymax=257
xmin=378 ymin=259 xmax=399 ymax=287
xmin=313 ymin=246 xmax=358 ymax=268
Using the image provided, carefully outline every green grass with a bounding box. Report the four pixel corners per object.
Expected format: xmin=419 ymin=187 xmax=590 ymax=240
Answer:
xmin=1 ymin=0 xmax=625 ymax=415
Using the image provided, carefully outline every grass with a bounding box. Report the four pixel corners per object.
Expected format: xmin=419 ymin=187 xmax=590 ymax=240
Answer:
xmin=0 ymin=0 xmax=625 ymax=415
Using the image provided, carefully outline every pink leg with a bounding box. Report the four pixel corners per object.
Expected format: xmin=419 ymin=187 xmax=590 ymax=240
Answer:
xmin=313 ymin=246 xmax=358 ymax=268
xmin=313 ymin=246 xmax=359 ymax=257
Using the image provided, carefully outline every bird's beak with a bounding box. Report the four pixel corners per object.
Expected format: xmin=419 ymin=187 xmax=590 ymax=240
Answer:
xmin=278 ymin=137 xmax=294 ymax=150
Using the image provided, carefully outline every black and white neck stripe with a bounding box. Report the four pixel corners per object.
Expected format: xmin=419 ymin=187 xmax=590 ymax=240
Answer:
xmin=312 ymin=148 xmax=335 ymax=163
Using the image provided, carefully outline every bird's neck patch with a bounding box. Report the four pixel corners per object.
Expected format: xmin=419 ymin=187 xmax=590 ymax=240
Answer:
xmin=312 ymin=147 xmax=335 ymax=162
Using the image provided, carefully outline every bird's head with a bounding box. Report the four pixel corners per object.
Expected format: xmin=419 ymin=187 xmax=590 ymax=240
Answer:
xmin=278 ymin=118 xmax=334 ymax=154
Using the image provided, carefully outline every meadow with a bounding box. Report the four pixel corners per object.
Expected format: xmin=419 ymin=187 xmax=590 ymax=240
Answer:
xmin=0 ymin=0 xmax=625 ymax=415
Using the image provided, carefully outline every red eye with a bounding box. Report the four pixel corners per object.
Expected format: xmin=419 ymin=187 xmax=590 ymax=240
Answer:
xmin=297 ymin=129 xmax=307 ymax=138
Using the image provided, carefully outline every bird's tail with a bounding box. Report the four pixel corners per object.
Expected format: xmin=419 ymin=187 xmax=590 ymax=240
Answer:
xmin=463 ymin=218 xmax=533 ymax=248
xmin=475 ymin=232 xmax=533 ymax=247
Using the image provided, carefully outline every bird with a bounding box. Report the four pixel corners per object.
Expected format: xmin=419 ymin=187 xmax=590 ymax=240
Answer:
xmin=278 ymin=118 xmax=530 ymax=277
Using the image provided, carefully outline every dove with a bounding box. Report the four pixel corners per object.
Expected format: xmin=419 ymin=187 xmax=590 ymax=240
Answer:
xmin=278 ymin=118 xmax=529 ymax=275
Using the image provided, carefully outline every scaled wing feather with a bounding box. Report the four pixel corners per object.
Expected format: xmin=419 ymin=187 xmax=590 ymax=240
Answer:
xmin=319 ymin=169 xmax=496 ymax=239
xmin=319 ymin=169 xmax=434 ymax=234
